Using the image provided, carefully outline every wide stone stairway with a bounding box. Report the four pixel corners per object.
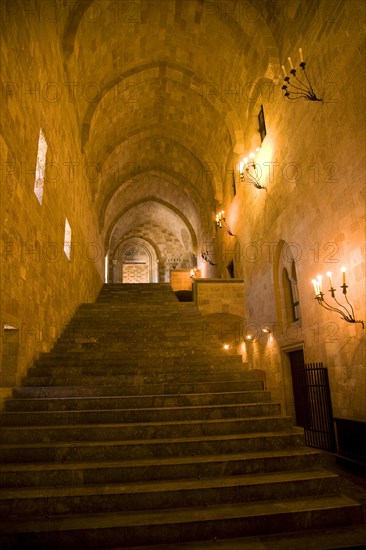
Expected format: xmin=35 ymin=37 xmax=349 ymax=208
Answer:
xmin=0 ymin=284 xmax=363 ymax=548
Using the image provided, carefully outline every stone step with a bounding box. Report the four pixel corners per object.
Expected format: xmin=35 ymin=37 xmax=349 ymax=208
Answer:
xmin=24 ymin=369 xmax=260 ymax=385
xmin=60 ymin=329 xmax=208 ymax=338
xmin=47 ymin=347 xmax=232 ymax=358
xmin=0 ymin=495 xmax=362 ymax=547
xmin=20 ymin=378 xmax=262 ymax=394
xmin=0 ymin=429 xmax=306 ymax=463
xmin=72 ymin=308 xmax=198 ymax=314
xmin=0 ymin=416 xmax=293 ymax=444
xmin=65 ymin=313 xmax=206 ymax=322
xmin=0 ymin=470 xmax=340 ymax=518
xmin=12 ymin=386 xmax=269 ymax=399
xmin=0 ymin=402 xmax=282 ymax=426
xmin=73 ymin=303 xmax=201 ymax=311
xmin=69 ymin=313 xmax=205 ymax=322
xmin=0 ymin=448 xmax=321 ymax=488
xmin=34 ymin=355 xmax=242 ymax=368
xmin=21 ymin=363 xmax=254 ymax=382
xmin=56 ymin=336 xmax=222 ymax=347
xmin=35 ymin=353 xmax=242 ymax=365
xmin=32 ymin=358 xmax=244 ymax=370
xmin=52 ymin=340 xmax=225 ymax=350
xmin=62 ymin=320 xmax=221 ymax=333
xmin=124 ymin=525 xmax=366 ymax=550
xmin=5 ymin=391 xmax=272 ymax=412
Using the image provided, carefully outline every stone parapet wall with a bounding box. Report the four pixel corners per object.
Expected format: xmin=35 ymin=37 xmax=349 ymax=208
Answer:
xmin=193 ymin=279 xmax=245 ymax=318
xmin=170 ymin=270 xmax=201 ymax=292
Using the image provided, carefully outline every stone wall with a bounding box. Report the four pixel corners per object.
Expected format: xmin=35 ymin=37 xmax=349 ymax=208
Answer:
xmin=123 ymin=264 xmax=149 ymax=284
xmin=193 ymin=279 xmax=245 ymax=318
xmin=213 ymin=1 xmax=365 ymax=419
xmin=0 ymin=7 xmax=104 ymax=406
xmin=1 ymin=0 xmax=364 ymax=422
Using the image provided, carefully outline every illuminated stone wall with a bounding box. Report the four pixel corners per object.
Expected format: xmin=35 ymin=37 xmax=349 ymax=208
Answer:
xmin=1 ymin=1 xmax=364 ymax=418
xmin=0 ymin=7 xmax=104 ymax=404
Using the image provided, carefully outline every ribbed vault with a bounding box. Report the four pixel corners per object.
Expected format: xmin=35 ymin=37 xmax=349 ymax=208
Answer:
xmin=61 ymin=0 xmax=279 ymax=281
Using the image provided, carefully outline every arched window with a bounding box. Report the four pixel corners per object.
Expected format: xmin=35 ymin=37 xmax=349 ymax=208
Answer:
xmin=274 ymin=241 xmax=302 ymax=334
xmin=282 ymin=260 xmax=300 ymax=324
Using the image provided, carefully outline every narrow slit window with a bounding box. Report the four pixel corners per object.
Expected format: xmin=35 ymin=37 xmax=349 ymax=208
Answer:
xmin=64 ymin=218 xmax=72 ymax=260
xmin=258 ymin=105 xmax=267 ymax=143
xmin=34 ymin=128 xmax=47 ymax=204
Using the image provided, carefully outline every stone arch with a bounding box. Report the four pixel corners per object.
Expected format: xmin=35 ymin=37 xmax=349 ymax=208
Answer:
xmin=110 ymin=237 xmax=159 ymax=284
xmin=61 ymin=0 xmax=94 ymax=65
xmin=273 ymin=240 xmax=302 ymax=336
xmin=104 ymin=197 xmax=198 ymax=254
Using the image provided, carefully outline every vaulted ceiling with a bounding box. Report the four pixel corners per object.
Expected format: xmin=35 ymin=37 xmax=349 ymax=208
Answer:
xmin=62 ymin=0 xmax=280 ymax=261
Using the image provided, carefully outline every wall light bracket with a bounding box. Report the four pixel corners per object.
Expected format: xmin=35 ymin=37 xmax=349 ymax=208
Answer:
xmin=239 ymin=150 xmax=266 ymax=190
xmin=312 ymin=269 xmax=364 ymax=329
xmin=282 ymin=49 xmax=322 ymax=102
xmin=216 ymin=211 xmax=236 ymax=236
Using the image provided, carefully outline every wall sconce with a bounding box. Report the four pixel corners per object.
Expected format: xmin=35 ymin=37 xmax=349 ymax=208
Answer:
xmin=282 ymin=48 xmax=322 ymax=102
xmin=243 ymin=334 xmax=255 ymax=343
xmin=239 ymin=148 xmax=265 ymax=190
xmin=262 ymin=327 xmax=274 ymax=343
xmin=312 ymin=268 xmax=364 ymax=329
xmin=216 ymin=210 xmax=235 ymax=236
xmin=201 ymin=249 xmax=216 ymax=266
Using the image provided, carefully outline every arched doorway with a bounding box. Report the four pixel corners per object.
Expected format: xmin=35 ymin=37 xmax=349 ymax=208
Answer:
xmin=110 ymin=238 xmax=159 ymax=283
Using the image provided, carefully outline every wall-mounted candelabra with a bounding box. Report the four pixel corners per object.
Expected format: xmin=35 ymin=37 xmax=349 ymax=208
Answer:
xmin=312 ymin=268 xmax=364 ymax=329
xmin=168 ymin=257 xmax=181 ymax=270
xmin=239 ymin=148 xmax=265 ymax=190
xmin=282 ymin=48 xmax=322 ymax=102
xmin=201 ymin=248 xmax=216 ymax=266
xmin=216 ymin=210 xmax=235 ymax=236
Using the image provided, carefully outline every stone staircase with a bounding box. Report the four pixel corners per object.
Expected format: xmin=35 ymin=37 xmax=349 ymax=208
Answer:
xmin=0 ymin=283 xmax=363 ymax=548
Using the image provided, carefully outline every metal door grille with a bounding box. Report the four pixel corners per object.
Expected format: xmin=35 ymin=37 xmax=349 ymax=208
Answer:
xmin=292 ymin=361 xmax=336 ymax=452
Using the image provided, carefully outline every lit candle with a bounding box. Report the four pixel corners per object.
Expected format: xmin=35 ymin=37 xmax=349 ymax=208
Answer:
xmin=282 ymin=64 xmax=287 ymax=77
xmin=341 ymin=266 xmax=346 ymax=284
xmin=317 ymin=275 xmax=323 ymax=293
xmin=288 ymin=56 xmax=294 ymax=69
xmin=299 ymin=48 xmax=303 ymax=62
xmin=326 ymin=271 xmax=333 ymax=288
xmin=312 ymin=279 xmax=319 ymax=296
